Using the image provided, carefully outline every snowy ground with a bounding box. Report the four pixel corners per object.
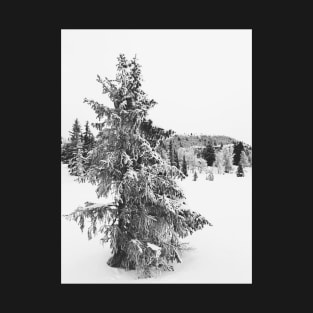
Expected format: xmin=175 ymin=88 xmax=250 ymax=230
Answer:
xmin=61 ymin=164 xmax=252 ymax=284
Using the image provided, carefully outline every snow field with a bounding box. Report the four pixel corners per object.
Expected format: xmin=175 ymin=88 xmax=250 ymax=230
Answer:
xmin=61 ymin=164 xmax=251 ymax=283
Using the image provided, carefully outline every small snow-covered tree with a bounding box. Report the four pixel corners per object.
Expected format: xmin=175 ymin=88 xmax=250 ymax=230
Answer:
xmin=180 ymin=147 xmax=197 ymax=172
xmin=240 ymin=150 xmax=249 ymax=168
xmin=196 ymin=158 xmax=207 ymax=174
xmin=206 ymin=167 xmax=214 ymax=181
xmin=215 ymin=151 xmax=224 ymax=174
xmin=223 ymin=146 xmax=234 ymax=173
xmin=64 ymin=54 xmax=211 ymax=278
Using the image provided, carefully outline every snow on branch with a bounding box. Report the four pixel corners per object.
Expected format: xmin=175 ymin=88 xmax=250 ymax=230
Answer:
xmin=83 ymin=98 xmax=113 ymax=120
xmin=63 ymin=202 xmax=118 ymax=238
xmin=147 ymin=242 xmax=162 ymax=252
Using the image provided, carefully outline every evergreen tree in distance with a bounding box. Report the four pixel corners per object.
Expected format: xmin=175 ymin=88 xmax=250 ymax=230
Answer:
xmin=69 ymin=137 xmax=86 ymax=177
xmin=69 ymin=118 xmax=82 ymax=145
xmin=61 ymin=137 xmax=66 ymax=162
xmin=169 ymin=140 xmax=174 ymax=166
xmin=82 ymin=121 xmax=95 ymax=157
xmin=174 ymin=150 xmax=180 ymax=170
xmin=64 ymin=54 xmax=211 ymax=278
xmin=61 ymin=119 xmax=82 ymax=165
xmin=63 ymin=119 xmax=96 ymax=171
xmin=61 ymin=142 xmax=71 ymax=164
xmin=233 ymin=141 xmax=244 ymax=166
xmin=67 ymin=118 xmax=83 ymax=166
xmin=193 ymin=170 xmax=198 ymax=181
xmin=202 ymin=142 xmax=216 ymax=166
xmin=182 ymin=155 xmax=188 ymax=177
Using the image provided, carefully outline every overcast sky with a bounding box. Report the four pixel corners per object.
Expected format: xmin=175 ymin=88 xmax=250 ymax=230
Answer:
xmin=61 ymin=29 xmax=252 ymax=145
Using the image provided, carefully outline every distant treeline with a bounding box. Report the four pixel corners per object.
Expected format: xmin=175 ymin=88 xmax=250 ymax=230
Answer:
xmin=164 ymin=134 xmax=251 ymax=151
xmin=61 ymin=119 xmax=252 ymax=178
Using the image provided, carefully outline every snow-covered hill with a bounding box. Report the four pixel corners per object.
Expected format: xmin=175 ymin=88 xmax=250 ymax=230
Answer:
xmin=61 ymin=164 xmax=252 ymax=283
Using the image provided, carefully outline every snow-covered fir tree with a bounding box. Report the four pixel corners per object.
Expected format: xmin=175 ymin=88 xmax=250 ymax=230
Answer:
xmin=64 ymin=54 xmax=211 ymax=278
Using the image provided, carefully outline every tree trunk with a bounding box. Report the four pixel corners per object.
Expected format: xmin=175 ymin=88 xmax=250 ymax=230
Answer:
xmin=107 ymin=249 xmax=126 ymax=267
xmin=106 ymin=199 xmax=136 ymax=270
xmin=107 ymin=249 xmax=136 ymax=270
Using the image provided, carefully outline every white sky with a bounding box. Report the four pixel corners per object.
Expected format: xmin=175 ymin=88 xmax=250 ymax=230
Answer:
xmin=62 ymin=29 xmax=252 ymax=145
